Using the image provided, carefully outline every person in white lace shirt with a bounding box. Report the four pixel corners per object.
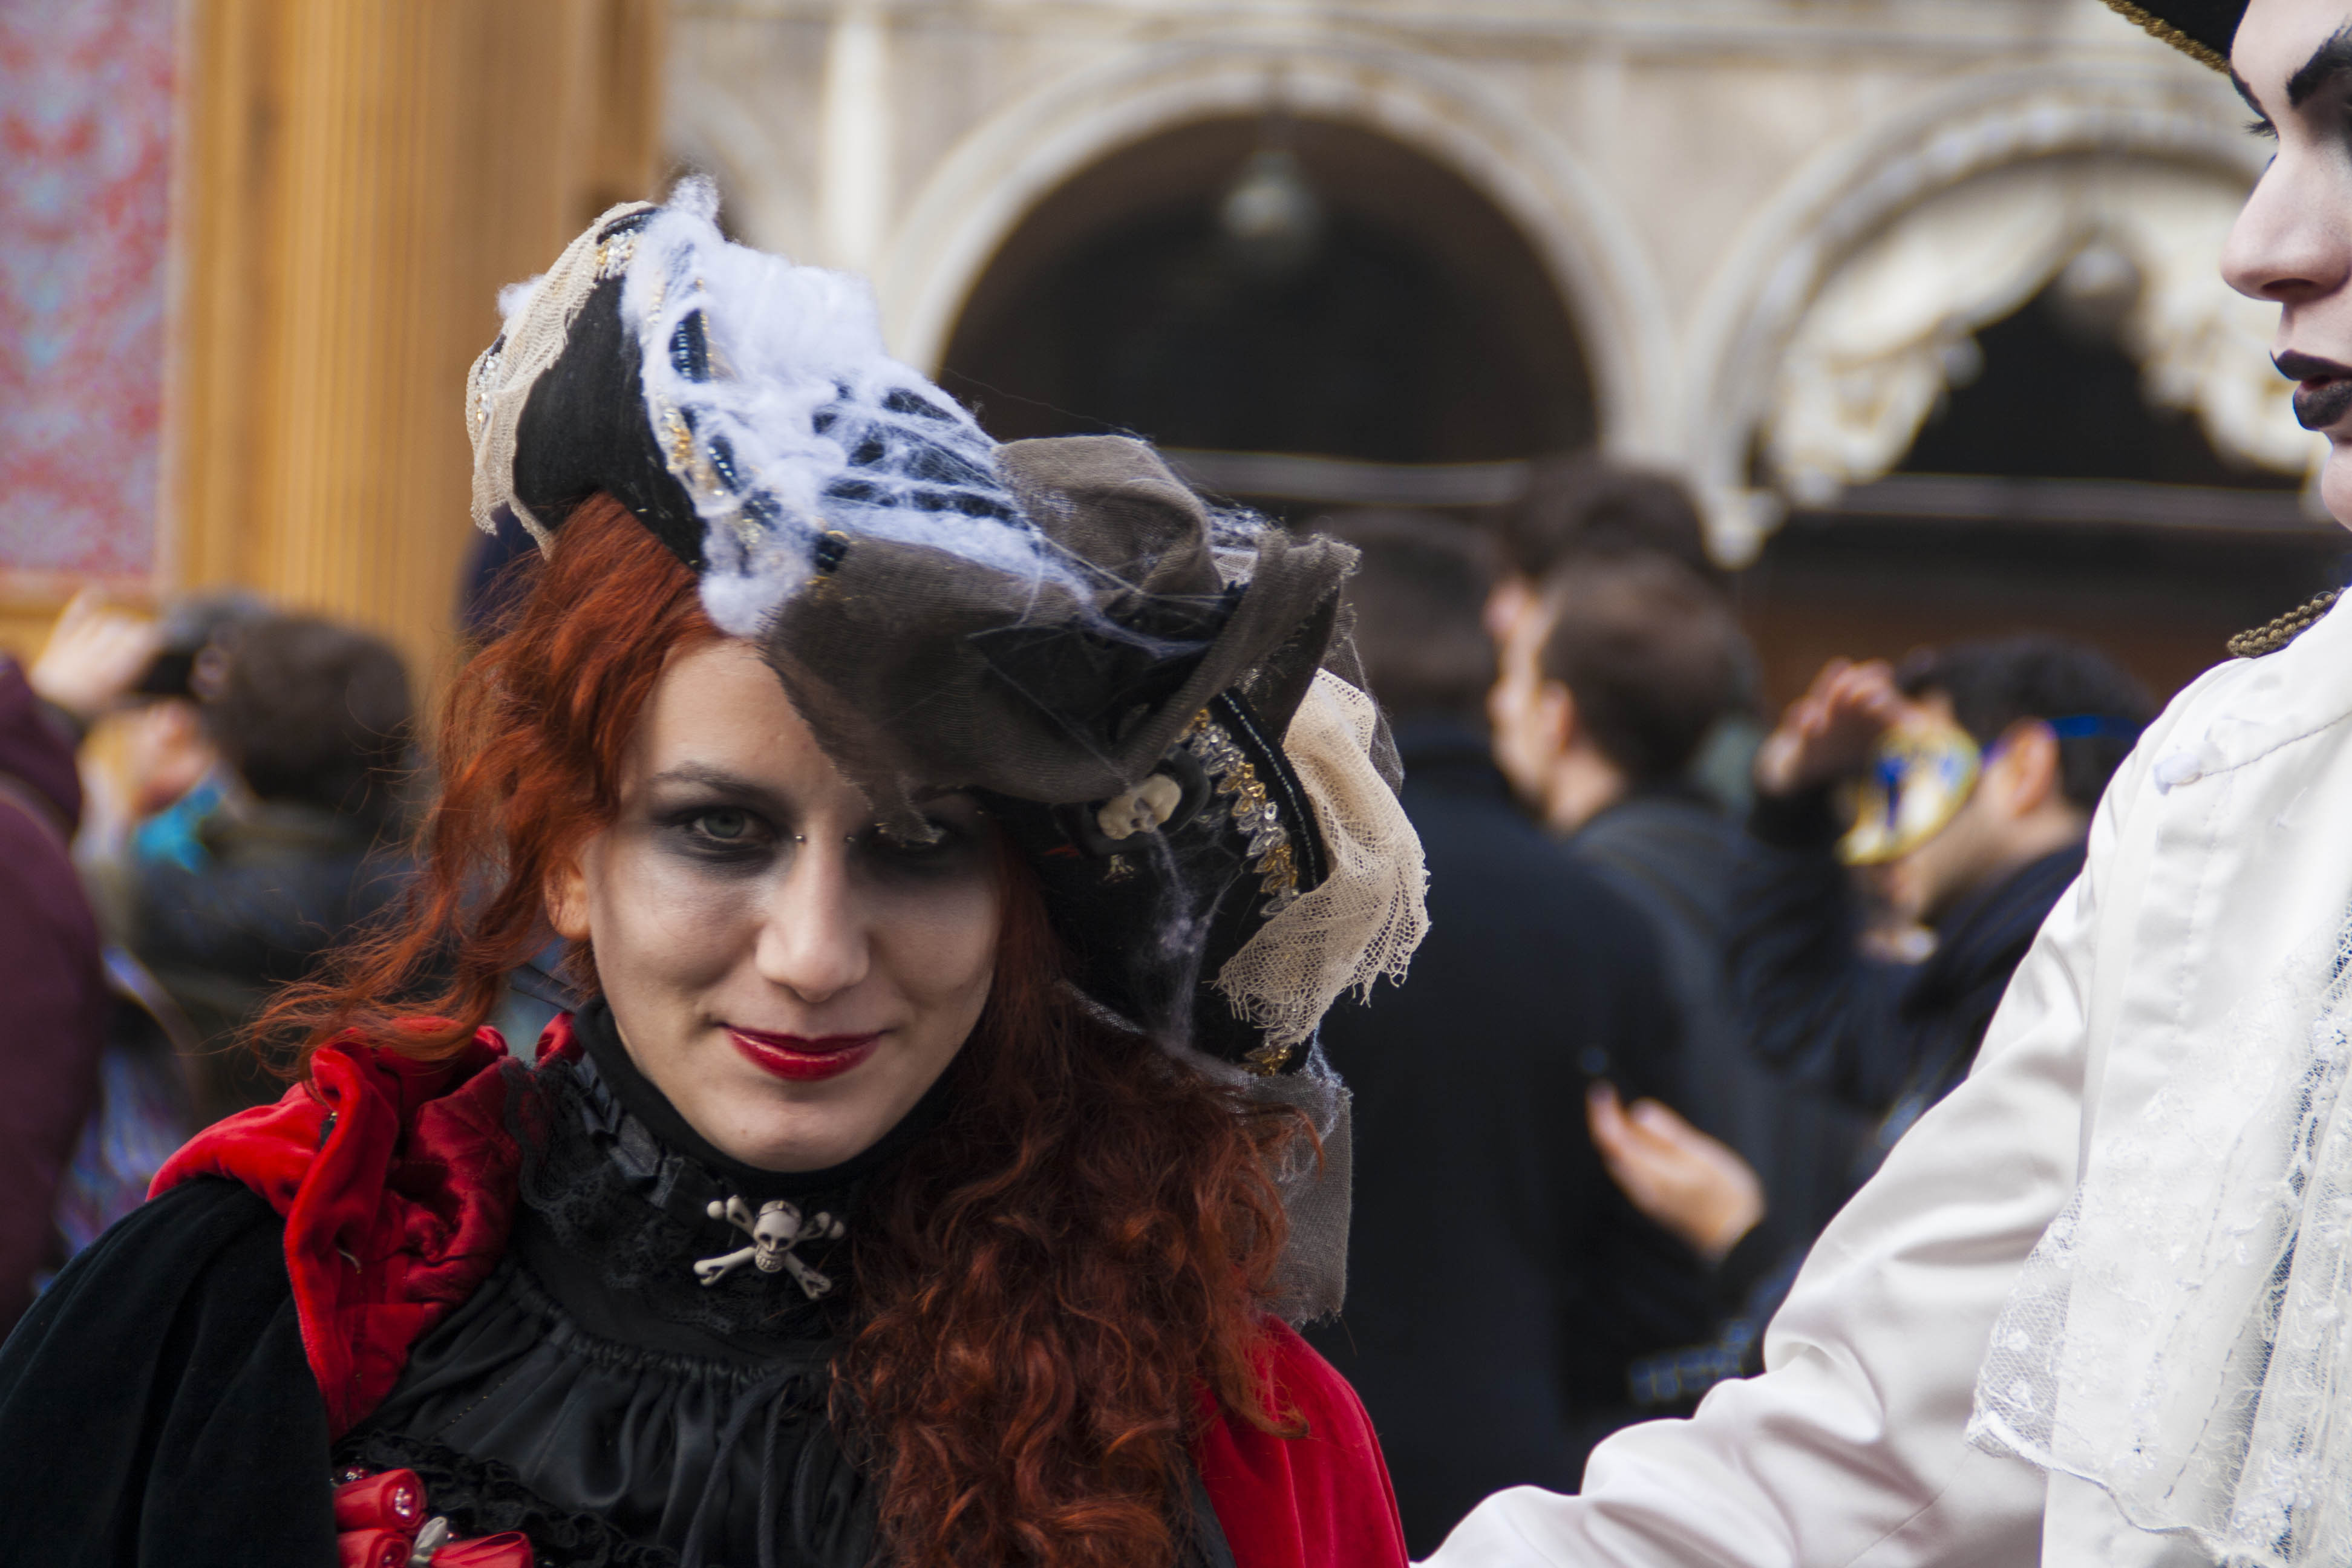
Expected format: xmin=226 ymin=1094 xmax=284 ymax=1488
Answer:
xmin=1426 ymin=2 xmax=2352 ymax=1564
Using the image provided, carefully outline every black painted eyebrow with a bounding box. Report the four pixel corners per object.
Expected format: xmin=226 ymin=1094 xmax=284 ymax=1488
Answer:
xmin=2287 ymin=25 xmax=2352 ymax=108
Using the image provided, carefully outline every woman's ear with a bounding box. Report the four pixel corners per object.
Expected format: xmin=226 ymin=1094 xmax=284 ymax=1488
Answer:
xmin=546 ymin=851 xmax=594 ymax=943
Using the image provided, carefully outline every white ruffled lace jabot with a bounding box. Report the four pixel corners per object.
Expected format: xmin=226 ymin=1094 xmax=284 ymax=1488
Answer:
xmin=1970 ymin=910 xmax=2352 ymax=1566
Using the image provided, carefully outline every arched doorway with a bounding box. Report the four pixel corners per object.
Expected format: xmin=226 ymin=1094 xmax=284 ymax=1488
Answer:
xmin=1746 ymin=233 xmax=2343 ymax=701
xmin=938 ymin=116 xmax=1594 ymax=508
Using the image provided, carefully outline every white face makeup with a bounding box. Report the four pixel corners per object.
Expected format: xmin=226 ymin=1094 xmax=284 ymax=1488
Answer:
xmin=2224 ymin=0 xmax=2352 ymax=524
xmin=549 ymin=639 xmax=1002 ymax=1172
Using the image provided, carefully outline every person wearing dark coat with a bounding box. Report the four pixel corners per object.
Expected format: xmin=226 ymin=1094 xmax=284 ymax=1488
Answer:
xmin=1732 ymin=636 xmax=2155 ymax=1184
xmin=125 ymin=613 xmax=416 ymax=1121
xmin=1488 ymin=550 xmax=1863 ymax=1264
xmin=1734 ymin=797 xmax=2083 ymax=1169
xmin=0 ymin=658 xmax=108 ymax=1335
xmin=1570 ymin=637 xmax=2160 ymax=1419
xmin=131 ymin=794 xmax=412 ymax=1114
xmin=1301 ymin=515 xmax=1713 ymax=1557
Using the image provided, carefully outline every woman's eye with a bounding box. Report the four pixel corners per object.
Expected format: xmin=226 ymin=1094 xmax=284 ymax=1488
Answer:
xmin=695 ymin=808 xmax=752 ymax=841
xmin=668 ymin=805 xmax=773 ymax=859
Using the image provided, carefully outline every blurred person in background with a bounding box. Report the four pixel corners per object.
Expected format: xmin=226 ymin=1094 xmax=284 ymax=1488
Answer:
xmin=32 ymin=589 xmax=271 ymax=936
xmin=1445 ymin=630 xmax=2156 ymax=1564
xmin=0 ymin=650 xmax=108 ymax=1336
xmin=1304 ymin=511 xmax=1712 ymax=1555
xmin=1574 ymin=636 xmax=2149 ymax=1415
xmin=129 ymin=612 xmax=416 ymax=1120
xmin=1488 ymin=455 xmax=1756 ymax=813
xmin=1486 ymin=455 xmax=1720 ymax=642
xmin=1488 ymin=551 xmax=1864 ymax=1291
xmin=1733 ymin=637 xmax=2151 ymax=1180
xmin=19 ymin=593 xmax=283 ymax=1287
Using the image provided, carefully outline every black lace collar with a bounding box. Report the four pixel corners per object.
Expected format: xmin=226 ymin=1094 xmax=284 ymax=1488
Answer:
xmin=514 ymin=1002 xmax=954 ymax=1352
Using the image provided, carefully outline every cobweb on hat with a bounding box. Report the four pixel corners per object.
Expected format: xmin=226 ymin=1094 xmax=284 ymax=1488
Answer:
xmin=620 ymin=180 xmax=1092 ymax=639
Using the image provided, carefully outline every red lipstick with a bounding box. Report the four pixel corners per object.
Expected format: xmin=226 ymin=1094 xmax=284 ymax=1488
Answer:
xmin=726 ymin=1026 xmax=880 ymax=1083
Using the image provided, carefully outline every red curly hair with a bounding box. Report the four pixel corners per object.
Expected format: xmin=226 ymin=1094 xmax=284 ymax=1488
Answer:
xmin=258 ymin=494 xmax=1299 ymax=1568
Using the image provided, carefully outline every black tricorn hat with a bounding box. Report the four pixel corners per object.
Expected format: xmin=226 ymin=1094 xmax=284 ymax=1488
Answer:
xmin=2103 ymin=1 xmax=2239 ymax=70
xmin=466 ymin=183 xmax=1425 ymax=1079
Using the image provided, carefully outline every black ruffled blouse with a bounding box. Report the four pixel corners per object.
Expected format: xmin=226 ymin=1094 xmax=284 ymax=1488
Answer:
xmin=342 ymin=1002 xmax=937 ymax=1567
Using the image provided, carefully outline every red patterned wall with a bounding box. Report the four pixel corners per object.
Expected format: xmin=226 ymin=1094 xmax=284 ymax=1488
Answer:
xmin=0 ymin=0 xmax=177 ymax=583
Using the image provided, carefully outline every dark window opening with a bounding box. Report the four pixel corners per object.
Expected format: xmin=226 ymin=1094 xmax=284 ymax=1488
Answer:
xmin=1749 ymin=278 xmax=2339 ymax=705
xmin=941 ymin=117 xmax=1594 ymax=468
xmin=1901 ymin=283 xmax=2296 ymax=488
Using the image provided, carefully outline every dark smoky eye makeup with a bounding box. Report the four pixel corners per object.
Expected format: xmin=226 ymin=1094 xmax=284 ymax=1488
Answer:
xmin=857 ymin=805 xmax=991 ymax=878
xmin=652 ymin=796 xmax=785 ymax=864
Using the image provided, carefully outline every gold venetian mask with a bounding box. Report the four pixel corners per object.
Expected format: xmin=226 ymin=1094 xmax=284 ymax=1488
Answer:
xmin=1837 ymin=722 xmax=1982 ymax=866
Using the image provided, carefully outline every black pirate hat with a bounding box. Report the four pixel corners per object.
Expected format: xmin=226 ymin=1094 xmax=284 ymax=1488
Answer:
xmin=465 ymin=183 xmax=1425 ymax=1082
xmin=2103 ymin=1 xmax=2239 ymax=70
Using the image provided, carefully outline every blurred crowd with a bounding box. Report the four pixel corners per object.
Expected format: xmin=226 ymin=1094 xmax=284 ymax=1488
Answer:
xmin=0 ymin=589 xmax=416 ymax=1331
xmin=1296 ymin=459 xmax=2153 ymax=1555
xmin=0 ymin=468 xmax=2155 ymax=1551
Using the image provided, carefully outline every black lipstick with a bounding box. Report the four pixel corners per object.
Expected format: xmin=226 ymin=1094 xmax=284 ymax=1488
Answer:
xmin=2278 ymin=350 xmax=2352 ymax=430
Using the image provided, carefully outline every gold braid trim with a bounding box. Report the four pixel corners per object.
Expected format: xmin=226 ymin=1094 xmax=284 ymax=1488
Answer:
xmin=1179 ymin=708 xmax=1304 ymax=1076
xmin=2100 ymin=0 xmax=2230 ymax=72
xmin=2227 ymin=589 xmax=2341 ymax=659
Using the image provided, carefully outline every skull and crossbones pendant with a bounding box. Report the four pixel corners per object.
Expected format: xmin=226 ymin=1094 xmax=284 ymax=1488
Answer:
xmin=692 ymin=1194 xmax=846 ymax=1298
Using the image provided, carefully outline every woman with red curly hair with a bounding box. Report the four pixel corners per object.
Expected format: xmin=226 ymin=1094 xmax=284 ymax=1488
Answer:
xmin=0 ymin=186 xmax=1424 ymax=1568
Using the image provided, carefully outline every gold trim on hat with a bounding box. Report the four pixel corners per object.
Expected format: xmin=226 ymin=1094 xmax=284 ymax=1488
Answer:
xmin=2100 ymin=0 xmax=2230 ymax=72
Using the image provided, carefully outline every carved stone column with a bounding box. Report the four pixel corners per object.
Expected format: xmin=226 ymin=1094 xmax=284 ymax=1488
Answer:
xmin=168 ymin=0 xmax=666 ymax=693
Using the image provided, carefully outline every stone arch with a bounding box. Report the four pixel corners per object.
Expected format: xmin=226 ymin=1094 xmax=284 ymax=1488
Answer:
xmin=874 ymin=33 xmax=1674 ymax=459
xmin=1680 ymin=62 xmax=2276 ymax=561
xmin=936 ymin=114 xmax=1592 ymax=468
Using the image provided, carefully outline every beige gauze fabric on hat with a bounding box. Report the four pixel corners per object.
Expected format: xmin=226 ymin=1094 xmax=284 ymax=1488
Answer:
xmin=1217 ymin=669 xmax=1428 ymax=1052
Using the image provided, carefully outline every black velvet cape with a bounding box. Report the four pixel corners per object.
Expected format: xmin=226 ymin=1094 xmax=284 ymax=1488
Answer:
xmin=0 ymin=1174 xmax=338 ymax=1565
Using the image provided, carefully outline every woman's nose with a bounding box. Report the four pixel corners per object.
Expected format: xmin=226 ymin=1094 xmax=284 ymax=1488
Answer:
xmin=2223 ymin=152 xmax=2352 ymax=306
xmin=753 ymin=843 xmax=871 ymax=1004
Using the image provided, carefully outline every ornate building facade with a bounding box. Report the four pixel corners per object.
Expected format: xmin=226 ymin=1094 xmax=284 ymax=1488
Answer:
xmin=0 ymin=0 xmax=665 ymax=679
xmin=671 ymin=0 xmax=2336 ymax=696
xmin=0 ymin=1 xmax=2330 ymax=697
